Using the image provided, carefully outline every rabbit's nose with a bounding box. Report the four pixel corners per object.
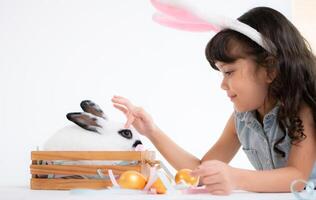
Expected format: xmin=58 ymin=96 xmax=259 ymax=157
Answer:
xmin=132 ymin=140 xmax=142 ymax=148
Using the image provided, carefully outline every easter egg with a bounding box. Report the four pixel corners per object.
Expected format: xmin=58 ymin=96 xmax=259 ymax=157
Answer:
xmin=118 ymin=170 xmax=147 ymax=190
xmin=175 ymin=169 xmax=199 ymax=186
xmin=150 ymin=171 xmax=172 ymax=194
xmin=151 ymin=178 xmax=167 ymax=194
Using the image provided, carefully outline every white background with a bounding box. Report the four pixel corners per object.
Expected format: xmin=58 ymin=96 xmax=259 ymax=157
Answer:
xmin=0 ymin=0 xmax=291 ymax=186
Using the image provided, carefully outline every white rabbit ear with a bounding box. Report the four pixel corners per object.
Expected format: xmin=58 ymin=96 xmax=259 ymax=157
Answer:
xmin=80 ymin=100 xmax=108 ymax=120
xmin=66 ymin=112 xmax=103 ymax=134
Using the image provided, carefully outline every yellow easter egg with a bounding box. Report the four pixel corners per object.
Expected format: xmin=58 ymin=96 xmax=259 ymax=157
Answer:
xmin=118 ymin=170 xmax=147 ymax=190
xmin=175 ymin=169 xmax=199 ymax=186
xmin=151 ymin=178 xmax=167 ymax=194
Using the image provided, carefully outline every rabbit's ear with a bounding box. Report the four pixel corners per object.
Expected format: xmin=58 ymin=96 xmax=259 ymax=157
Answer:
xmin=66 ymin=112 xmax=103 ymax=134
xmin=80 ymin=100 xmax=108 ymax=120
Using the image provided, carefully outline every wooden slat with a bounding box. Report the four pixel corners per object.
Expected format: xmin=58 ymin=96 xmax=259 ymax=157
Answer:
xmin=31 ymin=151 xmax=154 ymax=161
xmin=140 ymin=151 xmax=156 ymax=176
xmin=30 ymin=151 xmax=156 ymax=190
xmin=30 ymin=164 xmax=141 ymax=175
xmin=140 ymin=151 xmax=155 ymax=162
xmin=31 ymin=178 xmax=112 ymax=190
xmin=31 ymin=160 xmax=37 ymax=178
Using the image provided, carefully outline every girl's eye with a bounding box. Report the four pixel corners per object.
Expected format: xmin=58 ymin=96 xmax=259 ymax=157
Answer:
xmin=223 ymin=71 xmax=234 ymax=76
xmin=118 ymin=129 xmax=133 ymax=139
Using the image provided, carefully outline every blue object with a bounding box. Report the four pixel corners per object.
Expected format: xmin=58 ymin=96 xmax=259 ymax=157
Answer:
xmin=291 ymin=179 xmax=316 ymax=200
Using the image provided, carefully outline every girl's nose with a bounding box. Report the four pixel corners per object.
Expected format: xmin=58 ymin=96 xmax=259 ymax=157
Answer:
xmin=221 ymin=78 xmax=229 ymax=91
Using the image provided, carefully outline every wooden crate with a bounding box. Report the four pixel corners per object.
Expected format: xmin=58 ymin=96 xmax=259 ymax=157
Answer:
xmin=30 ymin=151 xmax=155 ymax=190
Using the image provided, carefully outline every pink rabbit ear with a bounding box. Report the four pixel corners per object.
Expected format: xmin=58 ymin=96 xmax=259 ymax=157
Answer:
xmin=153 ymin=12 xmax=218 ymax=32
xmin=150 ymin=0 xmax=219 ymax=32
xmin=150 ymin=0 xmax=275 ymax=54
xmin=151 ymin=0 xmax=203 ymax=23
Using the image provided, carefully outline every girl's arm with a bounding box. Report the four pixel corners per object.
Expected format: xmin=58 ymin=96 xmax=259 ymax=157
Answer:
xmin=201 ymin=113 xmax=240 ymax=163
xmin=147 ymin=127 xmax=200 ymax=170
xmin=146 ymin=112 xmax=240 ymax=170
xmin=234 ymin=167 xmax=310 ymax=192
xmin=112 ymin=96 xmax=200 ymax=169
xmin=112 ymin=96 xmax=240 ymax=170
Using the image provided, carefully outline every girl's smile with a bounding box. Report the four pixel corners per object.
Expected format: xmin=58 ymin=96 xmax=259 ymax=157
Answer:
xmin=216 ymin=58 xmax=275 ymax=116
xmin=227 ymin=93 xmax=237 ymax=101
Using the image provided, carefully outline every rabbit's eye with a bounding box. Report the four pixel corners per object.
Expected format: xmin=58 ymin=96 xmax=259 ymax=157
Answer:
xmin=118 ymin=129 xmax=133 ymax=139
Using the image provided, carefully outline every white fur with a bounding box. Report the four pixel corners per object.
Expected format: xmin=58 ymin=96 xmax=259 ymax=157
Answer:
xmin=41 ymin=120 xmax=142 ymax=174
xmin=43 ymin=121 xmax=140 ymax=151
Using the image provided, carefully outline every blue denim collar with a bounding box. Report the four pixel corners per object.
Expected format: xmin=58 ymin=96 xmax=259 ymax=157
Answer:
xmin=235 ymin=104 xmax=279 ymax=122
xmin=235 ymin=104 xmax=280 ymax=133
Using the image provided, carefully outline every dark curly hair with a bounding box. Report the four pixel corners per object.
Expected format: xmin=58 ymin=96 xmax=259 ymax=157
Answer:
xmin=205 ymin=7 xmax=316 ymax=157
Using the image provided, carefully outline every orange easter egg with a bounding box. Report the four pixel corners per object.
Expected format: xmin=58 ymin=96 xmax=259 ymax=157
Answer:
xmin=151 ymin=178 xmax=167 ymax=194
xmin=118 ymin=170 xmax=147 ymax=190
xmin=175 ymin=169 xmax=198 ymax=186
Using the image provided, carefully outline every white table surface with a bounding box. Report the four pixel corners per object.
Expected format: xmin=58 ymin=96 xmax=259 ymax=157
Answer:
xmin=0 ymin=185 xmax=296 ymax=200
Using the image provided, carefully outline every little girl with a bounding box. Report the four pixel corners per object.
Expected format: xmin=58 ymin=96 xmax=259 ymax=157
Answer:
xmin=112 ymin=7 xmax=316 ymax=195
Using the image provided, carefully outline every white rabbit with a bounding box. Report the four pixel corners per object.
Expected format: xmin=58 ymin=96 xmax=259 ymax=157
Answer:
xmin=41 ymin=100 xmax=143 ymax=179
xmin=43 ymin=100 xmax=142 ymax=151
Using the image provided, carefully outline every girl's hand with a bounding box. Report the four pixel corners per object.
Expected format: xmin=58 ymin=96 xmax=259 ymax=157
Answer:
xmin=191 ymin=160 xmax=237 ymax=195
xmin=111 ymin=95 xmax=158 ymax=138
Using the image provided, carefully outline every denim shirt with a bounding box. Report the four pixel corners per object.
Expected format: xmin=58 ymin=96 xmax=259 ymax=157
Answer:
xmin=234 ymin=105 xmax=316 ymax=181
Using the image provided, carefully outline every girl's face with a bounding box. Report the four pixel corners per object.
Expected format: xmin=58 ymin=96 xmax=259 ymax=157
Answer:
xmin=216 ymin=58 xmax=273 ymax=113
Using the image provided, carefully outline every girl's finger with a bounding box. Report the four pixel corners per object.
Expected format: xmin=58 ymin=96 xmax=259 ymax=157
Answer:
xmin=112 ymin=96 xmax=135 ymax=112
xmin=113 ymin=103 xmax=128 ymax=115
xmin=113 ymin=102 xmax=135 ymax=128
xmin=200 ymin=173 xmax=221 ymax=185
xmin=191 ymin=167 xmax=218 ymax=177
xmin=125 ymin=114 xmax=135 ymax=128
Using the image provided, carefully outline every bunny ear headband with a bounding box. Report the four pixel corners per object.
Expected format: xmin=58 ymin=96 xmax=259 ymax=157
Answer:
xmin=150 ymin=0 xmax=276 ymax=54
